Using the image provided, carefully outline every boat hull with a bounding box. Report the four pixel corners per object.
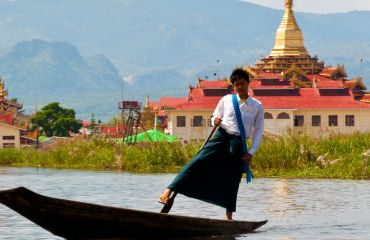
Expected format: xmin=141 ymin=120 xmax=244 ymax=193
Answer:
xmin=0 ymin=187 xmax=267 ymax=239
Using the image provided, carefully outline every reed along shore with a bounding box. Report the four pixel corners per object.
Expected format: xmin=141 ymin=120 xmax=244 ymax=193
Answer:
xmin=1 ymin=133 xmax=369 ymax=179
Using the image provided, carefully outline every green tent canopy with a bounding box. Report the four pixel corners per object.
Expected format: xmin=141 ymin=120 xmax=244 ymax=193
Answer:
xmin=121 ymin=112 xmax=178 ymax=143
xmin=38 ymin=136 xmax=49 ymax=142
xmin=123 ymin=129 xmax=178 ymax=143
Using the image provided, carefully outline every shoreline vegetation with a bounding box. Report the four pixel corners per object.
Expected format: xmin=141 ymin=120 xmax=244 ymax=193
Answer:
xmin=0 ymin=133 xmax=369 ymax=180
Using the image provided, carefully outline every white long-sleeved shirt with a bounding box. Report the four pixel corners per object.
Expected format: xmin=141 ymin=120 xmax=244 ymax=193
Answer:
xmin=211 ymin=94 xmax=264 ymax=155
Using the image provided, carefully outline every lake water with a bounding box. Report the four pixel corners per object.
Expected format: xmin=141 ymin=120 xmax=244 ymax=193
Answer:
xmin=0 ymin=167 xmax=369 ymax=240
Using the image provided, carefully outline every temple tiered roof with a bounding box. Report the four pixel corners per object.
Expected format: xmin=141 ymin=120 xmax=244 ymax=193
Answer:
xmin=0 ymin=78 xmax=23 ymax=113
xmin=254 ymin=0 xmax=325 ymax=75
xmin=155 ymin=0 xmax=369 ymax=115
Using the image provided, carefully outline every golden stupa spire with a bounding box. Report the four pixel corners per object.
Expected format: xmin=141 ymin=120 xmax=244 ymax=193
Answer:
xmin=270 ymin=0 xmax=308 ymax=56
xmin=0 ymin=79 xmax=8 ymax=100
xmin=286 ymin=0 xmax=293 ymax=9
xmin=145 ymin=95 xmax=150 ymax=108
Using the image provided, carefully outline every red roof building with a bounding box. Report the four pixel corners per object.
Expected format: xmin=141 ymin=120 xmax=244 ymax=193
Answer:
xmin=98 ymin=125 xmax=126 ymax=139
xmin=0 ymin=79 xmax=35 ymax=148
xmin=0 ymin=113 xmax=14 ymax=125
xmin=154 ymin=0 xmax=370 ymax=142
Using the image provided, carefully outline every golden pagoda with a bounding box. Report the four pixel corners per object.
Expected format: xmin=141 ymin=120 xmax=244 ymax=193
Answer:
xmin=0 ymin=78 xmax=22 ymax=114
xmin=253 ymin=0 xmax=324 ymax=75
xmin=141 ymin=95 xmax=155 ymax=131
xmin=0 ymin=79 xmax=8 ymax=101
xmin=0 ymin=77 xmax=31 ymax=129
xmin=271 ymin=0 xmax=307 ymax=56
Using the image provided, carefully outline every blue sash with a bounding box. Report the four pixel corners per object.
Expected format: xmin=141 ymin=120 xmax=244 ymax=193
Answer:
xmin=232 ymin=94 xmax=254 ymax=183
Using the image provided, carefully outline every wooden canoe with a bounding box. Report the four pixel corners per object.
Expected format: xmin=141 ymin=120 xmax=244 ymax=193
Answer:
xmin=0 ymin=187 xmax=267 ymax=239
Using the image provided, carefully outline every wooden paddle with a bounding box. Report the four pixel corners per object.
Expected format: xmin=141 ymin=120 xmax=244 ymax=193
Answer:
xmin=160 ymin=125 xmax=219 ymax=214
xmin=160 ymin=192 xmax=177 ymax=213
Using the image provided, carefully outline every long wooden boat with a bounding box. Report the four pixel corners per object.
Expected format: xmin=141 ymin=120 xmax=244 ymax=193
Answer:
xmin=0 ymin=187 xmax=267 ymax=239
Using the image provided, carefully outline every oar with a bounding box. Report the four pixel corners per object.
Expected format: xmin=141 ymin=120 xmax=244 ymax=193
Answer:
xmin=160 ymin=192 xmax=177 ymax=214
xmin=160 ymin=125 xmax=219 ymax=214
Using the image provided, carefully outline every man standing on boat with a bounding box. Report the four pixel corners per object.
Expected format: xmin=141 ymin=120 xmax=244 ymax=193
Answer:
xmin=159 ymin=68 xmax=264 ymax=220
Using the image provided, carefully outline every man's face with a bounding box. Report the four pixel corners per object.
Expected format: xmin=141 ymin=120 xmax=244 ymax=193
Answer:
xmin=233 ymin=78 xmax=249 ymax=96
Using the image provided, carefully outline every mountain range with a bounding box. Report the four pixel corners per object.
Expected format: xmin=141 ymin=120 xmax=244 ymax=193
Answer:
xmin=0 ymin=0 xmax=370 ymax=120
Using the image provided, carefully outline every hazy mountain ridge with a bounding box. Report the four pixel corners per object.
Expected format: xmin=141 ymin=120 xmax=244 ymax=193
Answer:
xmin=0 ymin=39 xmax=123 ymax=118
xmin=1 ymin=0 xmax=370 ymax=119
xmin=2 ymin=0 xmax=370 ymax=72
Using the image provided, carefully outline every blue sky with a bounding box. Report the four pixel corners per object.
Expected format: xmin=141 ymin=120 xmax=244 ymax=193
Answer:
xmin=242 ymin=0 xmax=370 ymax=13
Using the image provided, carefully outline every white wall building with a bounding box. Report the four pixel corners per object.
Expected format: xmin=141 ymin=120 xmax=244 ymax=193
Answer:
xmin=0 ymin=122 xmax=21 ymax=149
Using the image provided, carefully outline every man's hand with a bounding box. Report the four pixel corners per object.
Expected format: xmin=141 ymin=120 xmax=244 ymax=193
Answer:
xmin=214 ymin=117 xmax=222 ymax=126
xmin=243 ymin=153 xmax=253 ymax=163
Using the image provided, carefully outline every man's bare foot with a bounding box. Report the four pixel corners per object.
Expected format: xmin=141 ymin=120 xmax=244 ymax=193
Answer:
xmin=225 ymin=211 xmax=233 ymax=221
xmin=159 ymin=189 xmax=173 ymax=204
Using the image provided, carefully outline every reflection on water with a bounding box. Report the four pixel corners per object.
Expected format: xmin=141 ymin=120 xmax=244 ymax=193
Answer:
xmin=267 ymin=179 xmax=305 ymax=219
xmin=0 ymin=167 xmax=370 ymax=240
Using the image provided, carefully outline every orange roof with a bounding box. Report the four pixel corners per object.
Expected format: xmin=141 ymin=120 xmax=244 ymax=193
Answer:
xmin=168 ymin=86 xmax=232 ymax=110
xmin=168 ymin=85 xmax=370 ymax=110
xmin=0 ymin=113 xmax=13 ymax=125
xmin=81 ymin=120 xmax=90 ymax=127
xmin=147 ymin=101 xmax=170 ymax=117
xmin=360 ymin=94 xmax=370 ymax=103
xmin=254 ymin=88 xmax=370 ymax=109
xmin=148 ymin=101 xmax=161 ymax=110
xmin=173 ymin=96 xmax=222 ymax=110
xmin=256 ymin=72 xmax=283 ymax=79
xmin=100 ymin=125 xmax=125 ymax=135
xmin=250 ymin=79 xmax=293 ymax=89
xmin=198 ymin=79 xmax=230 ymax=88
xmin=156 ymin=70 xmax=370 ymax=112
xmin=159 ymin=97 xmax=187 ymax=107
xmin=344 ymin=81 xmax=357 ymax=88
xmin=319 ymin=66 xmax=347 ymax=78
xmin=306 ymin=75 xmax=344 ymax=88
xmin=319 ymin=68 xmax=335 ymax=76
xmin=343 ymin=79 xmax=367 ymax=90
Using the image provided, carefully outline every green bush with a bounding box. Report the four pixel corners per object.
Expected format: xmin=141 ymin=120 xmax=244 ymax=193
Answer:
xmin=252 ymin=132 xmax=370 ymax=179
xmin=0 ymin=132 xmax=369 ymax=179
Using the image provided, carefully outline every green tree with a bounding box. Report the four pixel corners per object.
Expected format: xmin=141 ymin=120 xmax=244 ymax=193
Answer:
xmin=31 ymin=102 xmax=82 ymax=137
xmin=89 ymin=112 xmax=96 ymax=131
xmin=108 ymin=112 xmax=128 ymax=126
xmin=9 ymin=98 xmax=18 ymax=103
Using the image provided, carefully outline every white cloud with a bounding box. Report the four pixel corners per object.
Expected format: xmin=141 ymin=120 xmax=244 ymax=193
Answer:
xmin=241 ymin=0 xmax=370 ymax=13
xmin=122 ymin=75 xmax=135 ymax=84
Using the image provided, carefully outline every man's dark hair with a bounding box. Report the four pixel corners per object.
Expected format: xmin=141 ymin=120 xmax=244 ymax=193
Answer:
xmin=230 ymin=68 xmax=250 ymax=84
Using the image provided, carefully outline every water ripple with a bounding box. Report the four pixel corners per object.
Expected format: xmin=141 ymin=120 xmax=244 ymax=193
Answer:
xmin=0 ymin=168 xmax=369 ymax=240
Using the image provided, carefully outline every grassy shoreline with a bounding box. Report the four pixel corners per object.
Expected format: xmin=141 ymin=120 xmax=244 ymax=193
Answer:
xmin=1 ymin=133 xmax=369 ymax=179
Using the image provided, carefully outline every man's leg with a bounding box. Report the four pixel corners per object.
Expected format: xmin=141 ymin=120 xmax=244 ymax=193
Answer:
xmin=159 ymin=188 xmax=173 ymax=204
xmin=225 ymin=211 xmax=233 ymax=220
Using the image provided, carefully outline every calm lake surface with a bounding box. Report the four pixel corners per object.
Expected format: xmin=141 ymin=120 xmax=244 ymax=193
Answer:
xmin=0 ymin=167 xmax=369 ymax=240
